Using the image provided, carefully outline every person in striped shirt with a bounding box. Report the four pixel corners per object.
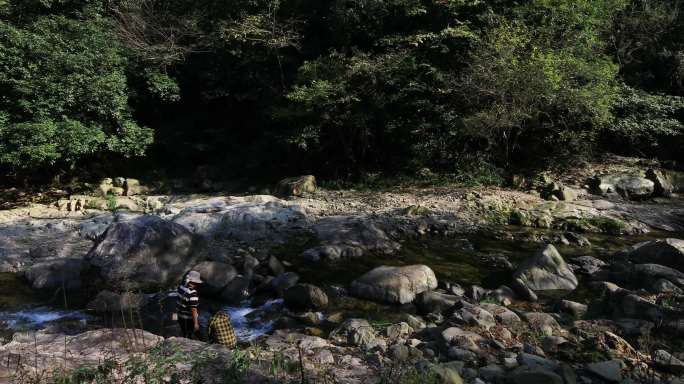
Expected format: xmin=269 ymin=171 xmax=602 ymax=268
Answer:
xmin=176 ymin=270 xmax=202 ymax=339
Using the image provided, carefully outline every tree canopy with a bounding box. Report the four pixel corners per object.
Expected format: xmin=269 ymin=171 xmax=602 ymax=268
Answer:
xmin=0 ymin=0 xmax=682 ymax=182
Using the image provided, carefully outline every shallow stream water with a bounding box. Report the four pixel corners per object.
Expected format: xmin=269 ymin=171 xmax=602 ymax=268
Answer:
xmin=1 ymin=225 xmax=682 ymax=341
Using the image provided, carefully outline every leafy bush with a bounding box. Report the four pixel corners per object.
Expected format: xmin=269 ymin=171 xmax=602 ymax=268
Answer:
xmin=0 ymin=8 xmax=152 ymax=172
xmin=606 ymin=86 xmax=684 ymax=157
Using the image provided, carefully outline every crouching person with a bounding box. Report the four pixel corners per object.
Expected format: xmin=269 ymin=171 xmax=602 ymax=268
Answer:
xmin=207 ymin=305 xmax=238 ymax=348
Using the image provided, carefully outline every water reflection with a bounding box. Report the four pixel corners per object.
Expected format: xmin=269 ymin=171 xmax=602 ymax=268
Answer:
xmin=0 ymin=307 xmax=92 ymax=331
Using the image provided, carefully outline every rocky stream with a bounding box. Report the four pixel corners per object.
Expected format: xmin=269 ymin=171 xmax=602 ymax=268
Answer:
xmin=1 ymin=157 xmax=684 ymax=383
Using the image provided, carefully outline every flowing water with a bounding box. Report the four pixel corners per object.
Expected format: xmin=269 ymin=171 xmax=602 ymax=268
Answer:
xmin=204 ymin=298 xmax=284 ymax=342
xmin=1 ymin=225 xmax=682 ymax=341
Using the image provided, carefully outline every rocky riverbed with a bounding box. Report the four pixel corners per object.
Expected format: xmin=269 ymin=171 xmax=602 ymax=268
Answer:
xmin=1 ymin=157 xmax=684 ymax=383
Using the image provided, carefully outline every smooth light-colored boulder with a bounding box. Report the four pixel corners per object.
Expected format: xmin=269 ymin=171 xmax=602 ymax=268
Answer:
xmin=350 ymin=264 xmax=438 ymax=304
xmin=513 ymin=244 xmax=578 ymax=300
xmin=615 ymin=177 xmax=654 ymax=199
xmin=591 ymin=174 xmax=654 ymax=199
xmin=87 ymin=215 xmax=197 ymax=291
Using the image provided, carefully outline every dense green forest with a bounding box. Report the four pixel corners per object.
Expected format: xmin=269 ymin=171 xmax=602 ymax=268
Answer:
xmin=0 ymin=0 xmax=683 ymax=185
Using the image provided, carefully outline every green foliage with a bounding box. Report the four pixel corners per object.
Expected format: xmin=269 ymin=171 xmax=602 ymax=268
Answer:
xmin=461 ymin=1 xmax=623 ymax=164
xmin=379 ymin=364 xmax=443 ymax=384
xmin=105 ymin=194 xmax=117 ymax=212
xmin=607 ymin=86 xmax=684 ymax=157
xmin=0 ymin=5 xmax=152 ymax=172
xmin=1 ymin=0 xmax=683 ymax=181
xmin=53 ymin=358 xmax=117 ymax=384
xmin=612 ymin=0 xmax=684 ymax=94
xmin=222 ymin=348 xmax=252 ymax=383
xmin=144 ymin=70 xmax=181 ymax=103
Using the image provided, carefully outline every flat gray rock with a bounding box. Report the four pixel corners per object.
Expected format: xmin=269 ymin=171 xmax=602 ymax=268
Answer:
xmin=586 ymin=360 xmax=622 ymax=382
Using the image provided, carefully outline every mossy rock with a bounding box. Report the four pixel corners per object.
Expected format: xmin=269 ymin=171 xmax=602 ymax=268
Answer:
xmin=403 ymin=205 xmax=432 ymax=216
xmin=275 ymin=175 xmax=317 ymax=197
xmin=509 ymin=209 xmax=533 ymax=226
xmin=564 ymin=217 xmax=626 ymax=234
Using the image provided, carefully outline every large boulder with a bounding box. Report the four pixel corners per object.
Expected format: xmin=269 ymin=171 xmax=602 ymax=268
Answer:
xmin=284 ymin=284 xmax=328 ymax=311
xmin=0 ymin=215 xmax=93 ymax=273
xmin=23 ymin=258 xmax=86 ymax=292
xmin=646 ymin=169 xmax=674 ymax=197
xmin=591 ymin=174 xmax=654 ymax=199
xmin=628 ymin=238 xmax=684 ymax=272
xmin=350 ymin=265 xmax=438 ymax=304
xmin=615 ymin=177 xmax=654 ymax=199
xmin=86 ymin=215 xmax=197 ymax=291
xmin=275 ymin=175 xmax=317 ymax=197
xmin=653 ymin=349 xmax=684 ymax=374
xmin=193 ymin=261 xmax=237 ymax=295
xmin=512 ymin=244 xmax=578 ymax=300
xmin=172 ymin=196 xmax=310 ymax=244
xmin=123 ymin=178 xmax=148 ymax=196
xmin=632 ymin=264 xmax=684 ymax=286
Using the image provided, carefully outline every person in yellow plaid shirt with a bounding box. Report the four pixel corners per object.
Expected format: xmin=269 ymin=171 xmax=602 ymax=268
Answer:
xmin=207 ymin=305 xmax=238 ymax=348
